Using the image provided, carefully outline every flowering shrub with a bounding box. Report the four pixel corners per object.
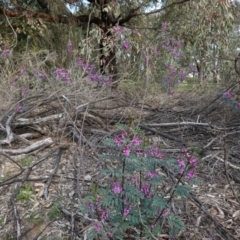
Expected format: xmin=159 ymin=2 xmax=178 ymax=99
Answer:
xmin=81 ymin=125 xmax=198 ymax=239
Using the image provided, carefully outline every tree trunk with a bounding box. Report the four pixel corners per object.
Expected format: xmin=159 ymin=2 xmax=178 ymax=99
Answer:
xmin=98 ymin=0 xmax=120 ymax=86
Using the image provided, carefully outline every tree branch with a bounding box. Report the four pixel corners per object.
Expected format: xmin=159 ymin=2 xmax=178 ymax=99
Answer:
xmin=0 ymin=7 xmax=103 ymax=27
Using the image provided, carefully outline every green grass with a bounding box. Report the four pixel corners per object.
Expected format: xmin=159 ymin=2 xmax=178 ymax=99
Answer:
xmin=19 ymin=156 xmax=34 ymax=166
xmin=16 ymin=184 xmax=35 ymax=202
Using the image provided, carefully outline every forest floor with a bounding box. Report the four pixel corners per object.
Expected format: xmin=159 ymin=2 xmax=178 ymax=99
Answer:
xmin=0 ymin=85 xmax=240 ymax=240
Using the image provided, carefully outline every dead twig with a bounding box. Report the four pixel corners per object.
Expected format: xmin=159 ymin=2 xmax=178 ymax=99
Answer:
xmin=43 ymin=145 xmax=68 ymax=199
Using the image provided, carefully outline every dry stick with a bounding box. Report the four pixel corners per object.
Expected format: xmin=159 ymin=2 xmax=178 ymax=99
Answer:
xmin=70 ymin=211 xmax=75 ymax=240
xmin=13 ymin=113 xmax=64 ymax=126
xmin=43 ymin=146 xmax=68 ymax=199
xmin=11 ymin=199 xmax=21 ymax=240
xmin=0 ymin=112 xmax=16 ymax=145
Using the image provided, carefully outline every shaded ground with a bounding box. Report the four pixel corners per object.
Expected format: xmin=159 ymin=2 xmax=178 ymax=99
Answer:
xmin=0 ymin=87 xmax=240 ymax=240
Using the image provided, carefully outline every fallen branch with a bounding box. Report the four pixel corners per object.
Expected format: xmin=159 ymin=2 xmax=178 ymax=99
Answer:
xmin=0 ymin=137 xmax=53 ymax=155
xmin=14 ymin=113 xmax=64 ymax=126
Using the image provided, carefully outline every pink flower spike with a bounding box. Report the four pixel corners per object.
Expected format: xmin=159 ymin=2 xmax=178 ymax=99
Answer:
xmin=186 ymin=169 xmax=195 ymax=179
xmin=224 ymin=90 xmax=232 ymax=99
xmin=15 ymin=104 xmax=23 ymax=113
xmin=100 ymin=209 xmax=109 ymax=221
xmin=189 ymin=157 xmax=198 ymax=167
xmin=94 ymin=223 xmax=101 ymax=232
xmin=123 ymin=40 xmax=130 ymax=49
xmin=114 ymin=135 xmax=123 ymax=146
xmin=131 ymin=136 xmax=142 ymax=146
xmin=123 ymin=205 xmax=131 ymax=216
xmin=113 ymin=182 xmax=122 ymax=194
xmin=147 ymin=171 xmax=158 ymax=179
xmin=141 ymin=182 xmax=150 ymax=197
xmin=113 ymin=26 xmax=121 ymax=35
xmin=123 ymin=146 xmax=131 ymax=157
xmin=178 ymin=158 xmax=185 ymax=168
xmin=151 ymin=222 xmax=156 ymax=229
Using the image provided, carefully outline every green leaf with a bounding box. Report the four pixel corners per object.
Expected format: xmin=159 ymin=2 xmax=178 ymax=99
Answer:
xmin=151 ymin=196 xmax=168 ymax=209
xmin=174 ymin=185 xmax=191 ymax=197
xmin=167 ymin=213 xmax=185 ymax=231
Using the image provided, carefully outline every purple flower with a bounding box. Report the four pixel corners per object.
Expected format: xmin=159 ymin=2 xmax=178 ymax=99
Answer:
xmin=162 ymin=22 xmax=168 ymax=31
xmin=179 ymin=70 xmax=187 ymax=79
xmin=131 ymin=137 xmax=142 ymax=146
xmin=15 ymin=104 xmax=23 ymax=113
xmin=77 ymin=57 xmax=84 ymax=68
xmin=113 ymin=182 xmax=122 ymax=194
xmin=22 ymin=87 xmax=29 ymax=94
xmin=94 ymin=223 xmax=101 ymax=232
xmin=87 ymin=202 xmax=94 ymax=211
xmin=89 ymin=74 xmax=100 ymax=82
xmin=237 ymin=102 xmax=240 ymax=109
xmin=151 ymin=222 xmax=156 ymax=229
xmin=20 ymin=68 xmax=25 ymax=75
xmin=168 ymin=88 xmax=174 ymax=95
xmin=163 ymin=208 xmax=169 ymax=217
xmin=123 ymin=146 xmax=131 ymax=157
xmin=67 ymin=40 xmax=73 ymax=53
xmin=224 ymin=90 xmax=232 ymax=99
xmin=178 ymin=157 xmax=185 ymax=174
xmin=101 ymin=209 xmax=109 ymax=221
xmin=141 ymin=182 xmax=150 ymax=197
xmin=38 ymin=73 xmax=48 ymax=79
xmin=0 ymin=48 xmax=10 ymax=57
xmin=186 ymin=169 xmax=195 ymax=179
xmin=113 ymin=26 xmax=121 ymax=35
xmin=123 ymin=40 xmax=130 ymax=49
xmin=149 ymin=146 xmax=163 ymax=159
xmin=145 ymin=55 xmax=150 ymax=63
xmin=114 ymin=134 xmax=124 ymax=146
xmin=178 ymin=158 xmax=185 ymax=168
xmin=189 ymin=157 xmax=198 ymax=167
xmin=147 ymin=171 xmax=158 ymax=179
xmin=123 ymin=205 xmax=131 ymax=216
xmin=54 ymin=68 xmax=71 ymax=84
xmin=189 ymin=64 xmax=198 ymax=73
